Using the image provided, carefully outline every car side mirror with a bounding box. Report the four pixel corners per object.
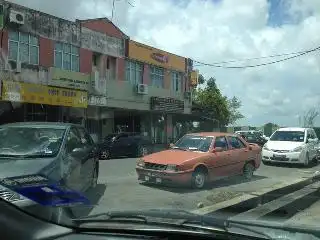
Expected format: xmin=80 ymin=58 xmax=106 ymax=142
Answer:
xmin=169 ymin=143 xmax=175 ymax=148
xmin=265 ymin=137 xmax=270 ymax=141
xmin=307 ymin=138 xmax=316 ymax=143
xmin=211 ymin=147 xmax=223 ymax=153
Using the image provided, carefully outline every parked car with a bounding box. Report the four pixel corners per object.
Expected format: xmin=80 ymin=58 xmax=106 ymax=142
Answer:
xmin=0 ymin=122 xmax=99 ymax=222
xmin=262 ymin=127 xmax=318 ymax=166
xmin=136 ymin=132 xmax=262 ymax=189
xmin=235 ymin=131 xmax=268 ymax=147
xmin=98 ymin=132 xmax=153 ymax=159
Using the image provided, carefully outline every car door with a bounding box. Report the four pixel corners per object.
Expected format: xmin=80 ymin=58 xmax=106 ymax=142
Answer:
xmin=226 ymin=135 xmax=249 ymax=175
xmin=111 ymin=134 xmax=130 ymax=156
xmin=76 ymin=126 xmax=96 ymax=190
xmin=209 ymin=136 xmax=231 ymax=179
xmin=62 ymin=127 xmax=83 ymax=191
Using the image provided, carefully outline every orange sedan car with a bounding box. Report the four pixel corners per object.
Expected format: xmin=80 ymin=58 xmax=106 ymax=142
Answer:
xmin=136 ymin=132 xmax=262 ymax=189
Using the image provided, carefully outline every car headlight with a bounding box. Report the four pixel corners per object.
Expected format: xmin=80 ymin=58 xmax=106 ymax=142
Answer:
xmin=137 ymin=158 xmax=145 ymax=167
xmin=166 ymin=164 xmax=179 ymax=172
xmin=291 ymin=146 xmax=303 ymax=152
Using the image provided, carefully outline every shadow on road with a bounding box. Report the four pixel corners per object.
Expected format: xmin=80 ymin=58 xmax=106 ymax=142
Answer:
xmin=71 ymin=183 xmax=107 ymax=218
xmin=141 ymin=175 xmax=267 ymax=194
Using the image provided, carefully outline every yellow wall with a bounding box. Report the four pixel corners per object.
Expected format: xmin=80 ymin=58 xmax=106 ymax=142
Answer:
xmin=128 ymin=40 xmax=186 ymax=72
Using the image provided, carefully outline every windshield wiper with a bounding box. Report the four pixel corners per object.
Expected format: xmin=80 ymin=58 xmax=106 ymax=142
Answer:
xmin=72 ymin=209 xmax=227 ymax=231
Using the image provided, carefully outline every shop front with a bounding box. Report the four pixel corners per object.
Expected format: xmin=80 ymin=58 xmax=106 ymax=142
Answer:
xmin=150 ymin=96 xmax=185 ymax=144
xmin=1 ymin=80 xmax=88 ymax=124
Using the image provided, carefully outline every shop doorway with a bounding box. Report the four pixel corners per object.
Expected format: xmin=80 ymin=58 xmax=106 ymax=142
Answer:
xmin=114 ymin=111 xmax=141 ymax=133
xmin=25 ymin=104 xmax=61 ymax=122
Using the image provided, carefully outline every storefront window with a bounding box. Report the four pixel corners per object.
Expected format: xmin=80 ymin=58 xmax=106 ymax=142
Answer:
xmin=150 ymin=65 xmax=164 ymax=88
xmin=171 ymin=71 xmax=182 ymax=92
xmin=152 ymin=114 xmax=166 ymax=144
xmin=8 ymin=31 xmax=39 ymax=65
xmin=125 ymin=60 xmax=143 ymax=85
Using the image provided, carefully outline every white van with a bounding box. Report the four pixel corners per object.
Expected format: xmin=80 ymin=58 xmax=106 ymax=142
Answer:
xmin=261 ymin=127 xmax=318 ymax=166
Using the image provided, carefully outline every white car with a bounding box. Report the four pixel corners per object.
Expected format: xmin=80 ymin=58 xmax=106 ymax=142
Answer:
xmin=262 ymin=127 xmax=318 ymax=166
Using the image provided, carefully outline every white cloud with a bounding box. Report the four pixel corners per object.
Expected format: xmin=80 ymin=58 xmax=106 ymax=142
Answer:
xmin=7 ymin=0 xmax=320 ymax=127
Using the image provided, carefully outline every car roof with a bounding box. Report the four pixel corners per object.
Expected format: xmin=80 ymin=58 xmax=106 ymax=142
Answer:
xmin=277 ymin=127 xmax=309 ymax=132
xmin=0 ymin=122 xmax=81 ymax=130
xmin=187 ymin=132 xmax=236 ymax=137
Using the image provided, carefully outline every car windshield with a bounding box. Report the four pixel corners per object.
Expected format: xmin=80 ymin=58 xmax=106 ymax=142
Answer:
xmin=0 ymin=126 xmax=65 ymax=157
xmin=270 ymin=131 xmax=305 ymax=142
xmin=174 ymin=135 xmax=213 ymax=152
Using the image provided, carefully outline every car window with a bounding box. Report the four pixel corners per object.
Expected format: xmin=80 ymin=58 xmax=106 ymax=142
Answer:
xmin=227 ymin=136 xmax=246 ymax=149
xmin=214 ymin=136 xmax=228 ymax=151
xmin=270 ymin=131 xmax=305 ymax=142
xmin=65 ymin=127 xmax=82 ymax=153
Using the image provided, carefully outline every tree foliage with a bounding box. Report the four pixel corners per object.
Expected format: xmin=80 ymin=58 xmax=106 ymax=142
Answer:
xmin=193 ymin=76 xmax=244 ymax=127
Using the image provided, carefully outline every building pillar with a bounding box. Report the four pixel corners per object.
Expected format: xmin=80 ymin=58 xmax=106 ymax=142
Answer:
xmin=166 ymin=114 xmax=173 ymax=144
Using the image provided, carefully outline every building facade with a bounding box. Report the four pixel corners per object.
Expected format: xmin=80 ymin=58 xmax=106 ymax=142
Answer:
xmin=0 ymin=1 xmax=194 ymax=144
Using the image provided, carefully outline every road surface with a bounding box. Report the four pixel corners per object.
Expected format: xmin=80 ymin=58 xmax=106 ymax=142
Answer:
xmin=75 ymin=158 xmax=320 ymax=217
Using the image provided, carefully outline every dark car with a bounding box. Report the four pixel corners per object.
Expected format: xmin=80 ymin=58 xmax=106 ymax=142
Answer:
xmin=236 ymin=131 xmax=267 ymax=147
xmin=0 ymin=122 xmax=99 ymax=222
xmin=99 ymin=132 xmax=153 ymax=159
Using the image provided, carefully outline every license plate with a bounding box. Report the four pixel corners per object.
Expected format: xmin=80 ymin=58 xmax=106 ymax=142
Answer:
xmin=274 ymin=154 xmax=286 ymax=159
xmin=145 ymin=176 xmax=150 ymax=181
xmin=156 ymin=178 xmax=162 ymax=183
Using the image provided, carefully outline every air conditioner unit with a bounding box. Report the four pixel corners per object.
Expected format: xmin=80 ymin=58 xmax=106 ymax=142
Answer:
xmin=9 ymin=10 xmax=25 ymax=25
xmin=15 ymin=61 xmax=21 ymax=72
xmin=137 ymin=84 xmax=148 ymax=95
xmin=184 ymin=91 xmax=192 ymax=99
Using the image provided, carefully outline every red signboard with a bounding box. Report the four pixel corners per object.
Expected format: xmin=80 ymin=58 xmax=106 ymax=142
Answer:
xmin=151 ymin=53 xmax=169 ymax=63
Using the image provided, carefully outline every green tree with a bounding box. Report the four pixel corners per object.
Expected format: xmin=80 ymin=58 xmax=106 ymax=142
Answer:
xmin=227 ymin=96 xmax=244 ymax=125
xmin=194 ymin=76 xmax=244 ymax=128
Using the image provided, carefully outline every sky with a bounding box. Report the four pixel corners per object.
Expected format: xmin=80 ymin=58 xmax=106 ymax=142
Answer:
xmin=7 ymin=0 xmax=320 ymax=127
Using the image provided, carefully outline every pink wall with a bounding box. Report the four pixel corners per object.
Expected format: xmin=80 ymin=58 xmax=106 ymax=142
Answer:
xmin=117 ymin=58 xmax=125 ymax=81
xmin=79 ymin=48 xmax=92 ymax=74
xmin=39 ymin=37 xmax=54 ymax=67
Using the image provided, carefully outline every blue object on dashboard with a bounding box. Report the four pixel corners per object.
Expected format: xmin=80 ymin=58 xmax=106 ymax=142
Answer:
xmin=0 ymin=174 xmax=90 ymax=207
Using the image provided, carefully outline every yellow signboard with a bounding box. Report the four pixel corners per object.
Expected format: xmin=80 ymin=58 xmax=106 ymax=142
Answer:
xmin=2 ymin=81 xmax=88 ymax=108
xmin=190 ymin=70 xmax=199 ymax=86
xmin=128 ymin=40 xmax=186 ymax=71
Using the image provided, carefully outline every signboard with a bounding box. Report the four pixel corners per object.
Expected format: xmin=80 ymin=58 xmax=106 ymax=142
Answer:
xmin=128 ymin=40 xmax=185 ymax=71
xmin=150 ymin=97 xmax=184 ymax=113
xmin=2 ymin=81 xmax=88 ymax=108
xmin=0 ymin=174 xmax=90 ymax=207
xmin=190 ymin=70 xmax=199 ymax=87
xmin=88 ymin=95 xmax=107 ymax=106
xmin=81 ymin=27 xmax=124 ymax=57
xmin=49 ymin=67 xmax=89 ymax=90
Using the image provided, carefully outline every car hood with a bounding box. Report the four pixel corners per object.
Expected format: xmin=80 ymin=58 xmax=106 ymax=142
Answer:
xmin=0 ymin=157 xmax=57 ymax=179
xmin=142 ymin=149 xmax=208 ymax=165
xmin=265 ymin=141 xmax=305 ymax=151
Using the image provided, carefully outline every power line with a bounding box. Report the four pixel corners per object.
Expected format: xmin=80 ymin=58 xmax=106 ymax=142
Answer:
xmin=193 ymin=45 xmax=320 ymax=69
xmin=111 ymin=0 xmax=134 ymax=22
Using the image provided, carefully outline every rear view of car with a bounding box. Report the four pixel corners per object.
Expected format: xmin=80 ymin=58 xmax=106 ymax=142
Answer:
xmin=262 ymin=127 xmax=319 ymax=166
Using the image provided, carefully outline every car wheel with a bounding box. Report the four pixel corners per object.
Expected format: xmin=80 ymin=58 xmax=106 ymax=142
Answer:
xmin=91 ymin=164 xmax=98 ymax=189
xmin=137 ymin=145 xmax=148 ymax=157
xmin=243 ymin=162 xmax=255 ymax=180
xmin=304 ymin=152 xmax=310 ymax=167
xmin=100 ymin=150 xmax=110 ymax=160
xmin=191 ymin=168 xmax=207 ymax=189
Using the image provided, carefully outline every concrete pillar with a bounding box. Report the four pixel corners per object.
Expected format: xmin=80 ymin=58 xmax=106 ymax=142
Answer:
xmin=166 ymin=114 xmax=173 ymax=144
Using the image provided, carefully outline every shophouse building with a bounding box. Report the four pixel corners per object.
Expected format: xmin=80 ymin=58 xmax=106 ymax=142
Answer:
xmin=0 ymin=1 xmax=196 ymax=144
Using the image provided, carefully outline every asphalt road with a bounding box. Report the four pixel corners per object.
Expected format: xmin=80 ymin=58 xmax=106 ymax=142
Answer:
xmin=75 ymin=158 xmax=320 ymax=217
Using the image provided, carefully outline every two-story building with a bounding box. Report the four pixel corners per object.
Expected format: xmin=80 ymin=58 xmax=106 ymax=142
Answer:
xmin=0 ymin=1 xmax=194 ymax=144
